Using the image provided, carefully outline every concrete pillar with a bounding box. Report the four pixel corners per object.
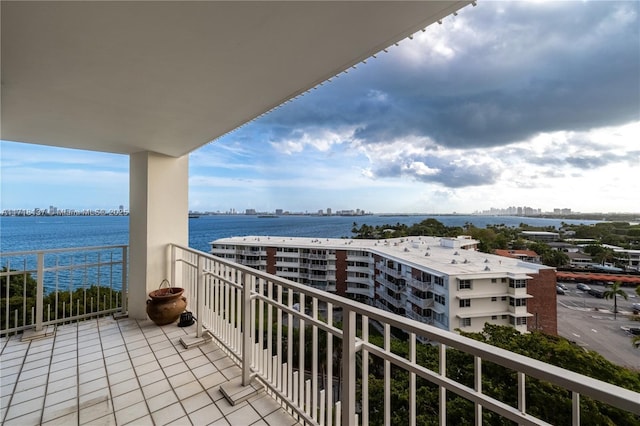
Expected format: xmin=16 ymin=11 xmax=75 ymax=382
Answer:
xmin=128 ymin=151 xmax=189 ymax=319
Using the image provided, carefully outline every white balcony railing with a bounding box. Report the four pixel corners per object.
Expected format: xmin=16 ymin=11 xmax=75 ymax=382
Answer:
xmin=0 ymin=245 xmax=128 ymax=336
xmin=170 ymin=244 xmax=639 ymax=426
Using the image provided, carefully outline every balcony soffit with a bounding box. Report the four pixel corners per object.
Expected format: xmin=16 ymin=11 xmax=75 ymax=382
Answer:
xmin=1 ymin=1 xmax=470 ymax=157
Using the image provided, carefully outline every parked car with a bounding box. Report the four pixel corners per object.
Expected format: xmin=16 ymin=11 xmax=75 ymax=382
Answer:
xmin=588 ymin=288 xmax=604 ymax=298
xmin=632 ymin=303 xmax=640 ymax=314
xmin=557 ymin=283 xmax=569 ymax=291
xmin=576 ymin=283 xmax=591 ymax=292
xmin=556 ymin=285 xmax=566 ymax=295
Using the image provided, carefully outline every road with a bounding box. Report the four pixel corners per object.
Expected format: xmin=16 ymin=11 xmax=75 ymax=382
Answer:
xmin=556 ymin=282 xmax=639 ymax=369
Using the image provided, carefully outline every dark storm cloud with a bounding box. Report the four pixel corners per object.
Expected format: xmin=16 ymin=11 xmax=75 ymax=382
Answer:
xmin=368 ymin=154 xmax=499 ymax=188
xmin=262 ymin=1 xmax=639 ymax=151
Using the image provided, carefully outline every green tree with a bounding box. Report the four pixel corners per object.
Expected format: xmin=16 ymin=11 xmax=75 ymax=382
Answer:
xmin=603 ymin=281 xmax=628 ymax=320
xmin=0 ymin=268 xmax=38 ymax=330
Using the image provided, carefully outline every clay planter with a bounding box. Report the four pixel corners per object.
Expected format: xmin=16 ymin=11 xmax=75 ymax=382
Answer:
xmin=146 ymin=287 xmax=187 ymax=326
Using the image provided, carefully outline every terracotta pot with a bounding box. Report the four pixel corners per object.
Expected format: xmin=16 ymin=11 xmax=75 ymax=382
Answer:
xmin=146 ymin=287 xmax=187 ymax=325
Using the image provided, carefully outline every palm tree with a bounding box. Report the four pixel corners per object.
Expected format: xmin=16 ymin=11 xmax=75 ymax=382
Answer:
xmin=603 ymin=281 xmax=628 ymax=320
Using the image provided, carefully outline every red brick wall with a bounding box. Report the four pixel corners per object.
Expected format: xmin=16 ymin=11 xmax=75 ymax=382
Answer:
xmin=266 ymin=247 xmax=277 ymax=275
xmin=335 ymin=250 xmax=348 ymax=297
xmin=527 ymin=268 xmax=557 ymax=335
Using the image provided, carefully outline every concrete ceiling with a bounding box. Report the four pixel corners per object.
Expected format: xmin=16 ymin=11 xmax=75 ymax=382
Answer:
xmin=1 ymin=1 xmax=471 ymax=158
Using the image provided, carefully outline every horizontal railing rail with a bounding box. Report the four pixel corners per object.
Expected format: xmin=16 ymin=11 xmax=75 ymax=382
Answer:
xmin=1 ymin=245 xmax=128 ymax=335
xmin=171 ymin=244 xmax=639 ymax=426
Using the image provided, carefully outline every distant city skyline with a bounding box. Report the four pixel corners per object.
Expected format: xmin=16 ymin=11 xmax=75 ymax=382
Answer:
xmin=3 ymin=204 xmax=637 ymax=217
xmin=1 ymin=1 xmax=638 ymax=214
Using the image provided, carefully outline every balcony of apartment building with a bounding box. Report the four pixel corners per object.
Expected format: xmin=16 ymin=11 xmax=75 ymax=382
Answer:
xmin=7 ymin=244 xmax=638 ymax=425
xmin=406 ymin=276 xmax=433 ymax=293
xmin=406 ymin=292 xmax=435 ymax=310
xmin=3 ymin=2 xmax=639 ymax=425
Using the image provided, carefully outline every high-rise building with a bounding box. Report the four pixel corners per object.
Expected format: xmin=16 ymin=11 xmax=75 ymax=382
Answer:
xmin=211 ymin=235 xmax=557 ymax=338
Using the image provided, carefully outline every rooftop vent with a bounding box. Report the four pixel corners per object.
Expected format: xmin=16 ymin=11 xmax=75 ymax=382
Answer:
xmin=451 ymin=259 xmax=457 ymax=264
xmin=484 ymin=266 xmax=491 ymax=271
xmin=484 ymin=259 xmax=489 ymax=263
xmin=454 ymin=251 xmax=459 ymax=255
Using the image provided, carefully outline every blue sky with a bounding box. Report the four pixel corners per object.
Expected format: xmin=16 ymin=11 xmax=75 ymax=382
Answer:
xmin=2 ymin=1 xmax=639 ymax=214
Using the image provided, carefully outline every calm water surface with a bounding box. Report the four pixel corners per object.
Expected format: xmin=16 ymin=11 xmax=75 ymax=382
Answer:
xmin=1 ymin=214 xmax=600 ymax=254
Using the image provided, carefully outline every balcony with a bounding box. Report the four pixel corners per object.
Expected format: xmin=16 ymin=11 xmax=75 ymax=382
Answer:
xmin=2 ymin=245 xmax=639 ymax=425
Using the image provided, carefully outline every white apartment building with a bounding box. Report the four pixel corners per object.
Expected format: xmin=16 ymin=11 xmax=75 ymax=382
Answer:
xmin=211 ymin=236 xmax=557 ymax=336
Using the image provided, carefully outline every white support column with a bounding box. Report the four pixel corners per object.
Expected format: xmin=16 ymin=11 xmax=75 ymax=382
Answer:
xmin=128 ymin=151 xmax=189 ymax=320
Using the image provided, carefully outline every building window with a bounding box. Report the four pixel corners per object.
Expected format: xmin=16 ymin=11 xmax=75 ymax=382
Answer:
xmin=509 ymin=297 xmax=527 ymax=307
xmin=510 ymin=317 xmax=527 ymax=326
xmin=491 ymin=297 xmax=497 ymax=302
xmin=434 ymin=276 xmax=444 ymax=287
xmin=460 ymin=318 xmax=471 ymax=327
xmin=491 ymin=315 xmax=498 ymax=320
xmin=434 ymin=294 xmax=446 ymax=305
xmin=458 ymin=279 xmax=472 ymax=290
xmin=501 ymin=296 xmax=507 ymax=301
xmin=501 ymin=278 xmax=507 ymax=283
xmin=459 ymin=299 xmax=471 ymax=308
xmin=502 ymin=314 xmax=508 ymax=319
xmin=491 ymin=278 xmax=497 ymax=283
xmin=509 ymin=279 xmax=527 ymax=289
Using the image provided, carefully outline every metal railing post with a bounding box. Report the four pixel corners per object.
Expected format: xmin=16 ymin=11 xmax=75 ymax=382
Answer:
xmin=121 ymin=246 xmax=128 ymax=313
xmin=196 ymin=254 xmax=204 ymax=339
xmin=242 ymin=271 xmax=252 ymax=386
xmin=341 ymin=309 xmax=356 ymax=426
xmin=36 ymin=252 xmax=44 ymax=331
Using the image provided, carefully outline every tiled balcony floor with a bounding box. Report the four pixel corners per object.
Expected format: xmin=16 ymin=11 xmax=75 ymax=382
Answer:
xmin=0 ymin=317 xmax=299 ymax=426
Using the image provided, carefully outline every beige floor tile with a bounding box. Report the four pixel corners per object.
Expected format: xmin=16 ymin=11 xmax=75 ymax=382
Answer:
xmin=174 ymin=380 xmax=204 ymax=401
xmin=41 ymin=410 xmax=78 ymax=426
xmin=4 ymin=396 xmax=44 ymax=421
xmin=162 ymin=361 xmax=189 ymax=378
xmin=14 ymin=374 xmax=48 ymax=393
xmin=45 ymin=386 xmax=77 ymax=407
xmin=168 ymin=371 xmax=197 ymax=389
xmin=112 ymin=388 xmax=144 ymax=412
xmin=79 ymin=399 xmax=112 ymax=424
xmin=41 ymin=395 xmax=78 ymax=423
xmin=191 ymin=361 xmax=218 ymax=379
xmin=187 ymin=401 xmax=225 ymax=425
xmin=264 ymin=407 xmax=299 ymax=426
xmin=78 ymin=359 xmax=104 ymax=374
xmin=198 ymin=371 xmax=228 ymax=391
xmin=85 ymin=412 xmax=117 ymax=426
xmin=225 ymin=404 xmax=260 ymax=426
xmin=142 ymin=378 xmax=171 ymax=400
xmin=79 ymin=366 xmax=107 ymax=384
xmin=131 ymin=352 xmax=156 ymax=367
xmin=3 ymin=408 xmax=42 ymax=425
xmin=151 ymin=401 xmax=187 ymax=426
xmin=114 ymin=400 xmax=149 ymax=425
xmin=138 ymin=369 xmax=166 ymax=387
xmin=17 ymin=365 xmax=48 ymax=381
xmin=158 ymin=353 xmax=183 ymax=368
xmin=250 ymin=394 xmax=282 ymax=417
xmin=110 ymin=377 xmax=140 ymax=397
xmin=180 ymin=390 xmax=213 ymax=414
xmin=133 ymin=359 xmax=161 ymax=376
xmin=122 ymin=414 xmax=154 ymax=426
xmin=146 ymin=388 xmax=178 ymax=413
xmin=106 ymin=358 xmax=133 ymax=375
xmin=108 ymin=367 xmax=136 ymax=385
xmin=11 ymin=384 xmax=46 ymax=405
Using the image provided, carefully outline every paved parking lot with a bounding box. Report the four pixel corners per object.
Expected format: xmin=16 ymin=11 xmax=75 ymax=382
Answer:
xmin=556 ymin=282 xmax=639 ymax=369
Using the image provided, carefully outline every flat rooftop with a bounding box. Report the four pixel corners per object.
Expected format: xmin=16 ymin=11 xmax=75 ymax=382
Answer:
xmin=212 ymin=236 xmax=553 ymax=278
